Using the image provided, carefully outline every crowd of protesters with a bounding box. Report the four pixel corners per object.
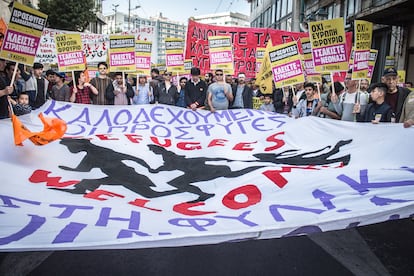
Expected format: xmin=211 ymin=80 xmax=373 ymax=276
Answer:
xmin=0 ymin=58 xmax=413 ymax=128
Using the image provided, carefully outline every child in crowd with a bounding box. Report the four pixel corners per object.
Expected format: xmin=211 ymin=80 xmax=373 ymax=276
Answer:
xmin=8 ymin=92 xmax=32 ymax=116
xmin=259 ymin=94 xmax=275 ymax=112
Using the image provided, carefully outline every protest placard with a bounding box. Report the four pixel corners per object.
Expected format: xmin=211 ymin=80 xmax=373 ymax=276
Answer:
xmin=352 ymin=20 xmax=373 ymax=79
xmin=0 ymin=2 xmax=47 ymax=65
xmin=165 ymin=37 xmax=184 ymax=73
xmin=269 ymin=41 xmax=305 ymax=88
xmin=55 ymin=33 xmax=85 ymax=72
xmin=309 ymin=18 xmax=348 ymax=72
xmin=208 ymin=35 xmax=234 ymax=75
xmin=135 ymin=40 xmax=152 ymax=76
xmin=109 ymin=35 xmax=136 ymax=72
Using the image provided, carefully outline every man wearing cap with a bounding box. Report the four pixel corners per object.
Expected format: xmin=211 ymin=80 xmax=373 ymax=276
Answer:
xmin=19 ymin=62 xmax=49 ymax=109
xmin=382 ymin=67 xmax=410 ymax=122
xmin=185 ymin=67 xmax=207 ymax=110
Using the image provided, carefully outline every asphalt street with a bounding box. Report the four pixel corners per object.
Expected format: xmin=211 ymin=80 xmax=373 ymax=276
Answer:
xmin=1 ymin=218 xmax=413 ymax=275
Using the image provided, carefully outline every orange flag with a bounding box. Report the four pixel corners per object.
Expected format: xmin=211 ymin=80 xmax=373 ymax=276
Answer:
xmin=0 ymin=18 xmax=7 ymax=49
xmin=13 ymin=113 xmax=67 ymax=146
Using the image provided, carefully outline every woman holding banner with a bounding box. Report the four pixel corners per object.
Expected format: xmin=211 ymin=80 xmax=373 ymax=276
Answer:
xmin=70 ymin=71 xmax=98 ymax=104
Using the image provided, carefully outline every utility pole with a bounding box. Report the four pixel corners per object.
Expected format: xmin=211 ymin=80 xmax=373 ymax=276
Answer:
xmin=112 ymin=4 xmax=119 ymax=33
xmin=128 ymin=0 xmax=130 ymax=30
xmin=128 ymin=1 xmax=141 ymax=30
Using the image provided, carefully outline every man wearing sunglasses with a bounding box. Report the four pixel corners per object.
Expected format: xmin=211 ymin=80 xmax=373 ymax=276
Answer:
xmin=207 ymin=69 xmax=233 ymax=112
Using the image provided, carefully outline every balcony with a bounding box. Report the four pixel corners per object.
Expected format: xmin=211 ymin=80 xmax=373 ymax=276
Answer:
xmin=356 ymin=0 xmax=414 ymax=26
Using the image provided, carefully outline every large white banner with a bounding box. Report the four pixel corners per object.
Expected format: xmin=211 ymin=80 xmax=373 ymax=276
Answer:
xmin=35 ymin=27 xmax=154 ymax=64
xmin=0 ymin=101 xmax=413 ymax=251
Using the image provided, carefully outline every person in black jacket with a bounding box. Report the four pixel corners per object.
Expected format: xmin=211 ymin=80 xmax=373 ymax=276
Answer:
xmin=362 ymin=82 xmax=393 ymax=123
xmin=231 ymin=72 xmax=253 ymax=109
xmin=154 ymin=71 xmax=179 ymax=105
xmin=382 ymin=67 xmax=410 ymax=122
xmin=185 ymin=67 xmax=207 ymax=110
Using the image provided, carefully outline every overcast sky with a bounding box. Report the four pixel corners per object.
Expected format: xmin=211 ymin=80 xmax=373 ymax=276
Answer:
xmin=103 ymin=0 xmax=250 ymax=23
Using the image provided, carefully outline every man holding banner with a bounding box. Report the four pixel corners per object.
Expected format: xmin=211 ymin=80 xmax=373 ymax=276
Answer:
xmin=0 ymin=80 xmax=14 ymax=119
xmin=382 ymin=67 xmax=410 ymax=122
xmin=19 ymin=62 xmax=49 ymax=109
xmin=90 ymin=62 xmax=112 ymax=105
xmin=292 ymin=82 xmax=321 ymax=118
xmin=207 ymin=69 xmax=233 ymax=112
xmin=231 ymin=72 xmax=253 ymax=109
xmin=185 ymin=67 xmax=207 ymax=110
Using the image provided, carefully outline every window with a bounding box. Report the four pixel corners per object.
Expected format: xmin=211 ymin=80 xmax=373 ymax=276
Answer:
xmin=281 ymin=0 xmax=287 ymax=18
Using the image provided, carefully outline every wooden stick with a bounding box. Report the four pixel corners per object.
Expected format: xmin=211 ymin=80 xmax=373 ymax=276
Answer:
xmin=10 ymin=62 xmax=18 ymax=87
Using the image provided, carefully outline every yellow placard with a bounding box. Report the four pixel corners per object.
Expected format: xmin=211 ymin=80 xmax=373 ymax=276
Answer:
xmin=0 ymin=2 xmax=47 ymax=65
xmin=165 ymin=37 xmax=184 ymax=73
xmin=352 ymin=20 xmax=373 ymax=79
xmin=109 ymin=35 xmax=136 ymax=72
xmin=208 ymin=35 xmax=234 ymax=75
xmin=269 ymin=41 xmax=305 ymax=88
xmin=367 ymin=49 xmax=378 ymax=82
xmin=135 ymin=40 xmax=152 ymax=76
xmin=301 ymin=37 xmax=322 ymax=83
xmin=309 ymin=18 xmax=348 ymax=72
xmin=255 ymin=47 xmax=266 ymax=73
xmin=255 ymin=39 xmax=273 ymax=94
xmin=398 ymin=70 xmax=406 ymax=85
xmin=385 ymin=56 xmax=395 ymax=69
xmin=55 ymin=33 xmax=85 ymax=72
xmin=252 ymin=96 xmax=262 ymax=110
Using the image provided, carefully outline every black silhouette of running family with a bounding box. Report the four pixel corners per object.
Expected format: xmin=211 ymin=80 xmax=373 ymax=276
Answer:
xmin=56 ymin=138 xmax=352 ymax=202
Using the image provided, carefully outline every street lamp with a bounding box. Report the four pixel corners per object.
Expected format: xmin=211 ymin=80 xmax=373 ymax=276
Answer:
xmin=112 ymin=4 xmax=119 ymax=33
xmin=128 ymin=1 xmax=141 ymax=30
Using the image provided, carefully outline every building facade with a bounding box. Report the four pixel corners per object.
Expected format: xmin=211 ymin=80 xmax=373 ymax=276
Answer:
xmin=103 ymin=12 xmax=186 ymax=65
xmin=193 ymin=12 xmax=250 ymax=27
xmin=0 ymin=0 xmax=106 ymax=34
xmin=248 ymin=0 xmax=414 ymax=83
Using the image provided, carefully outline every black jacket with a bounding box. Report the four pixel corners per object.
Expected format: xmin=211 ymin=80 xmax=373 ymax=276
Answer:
xmin=273 ymin=88 xmax=293 ymax=114
xmin=155 ymin=81 xmax=179 ymax=105
xmin=385 ymin=86 xmax=410 ymax=122
xmin=231 ymin=84 xmax=253 ymax=109
xmin=184 ymin=79 xmax=207 ymax=107
xmin=363 ymin=102 xmax=393 ymax=122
